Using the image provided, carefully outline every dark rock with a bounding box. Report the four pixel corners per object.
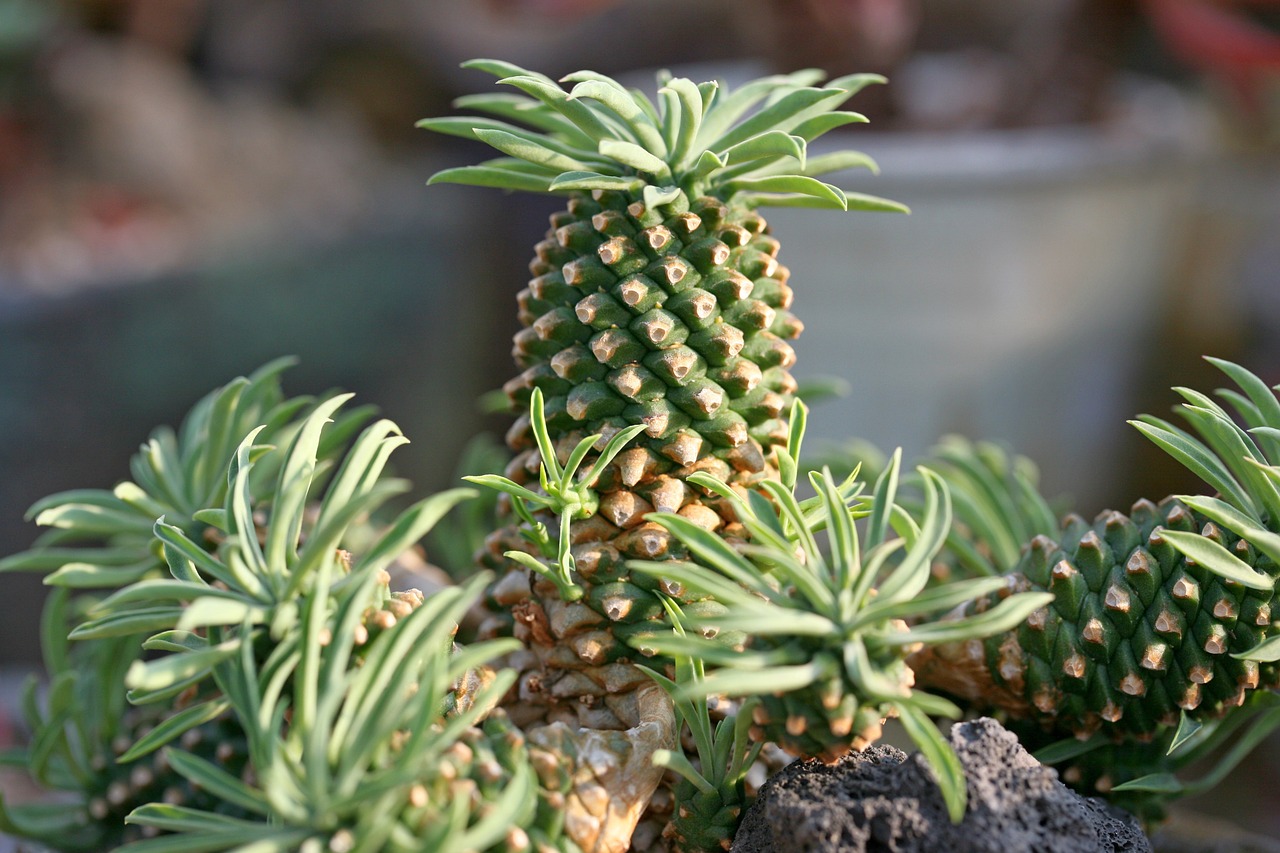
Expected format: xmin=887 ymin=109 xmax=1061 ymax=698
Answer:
xmin=731 ymin=717 xmax=1150 ymax=853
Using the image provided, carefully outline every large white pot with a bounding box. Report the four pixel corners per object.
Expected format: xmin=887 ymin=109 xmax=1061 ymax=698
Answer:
xmin=769 ymin=83 xmax=1213 ymax=507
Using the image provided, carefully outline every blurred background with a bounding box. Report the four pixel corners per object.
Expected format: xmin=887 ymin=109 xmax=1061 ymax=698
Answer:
xmin=0 ymin=0 xmax=1276 ymax=839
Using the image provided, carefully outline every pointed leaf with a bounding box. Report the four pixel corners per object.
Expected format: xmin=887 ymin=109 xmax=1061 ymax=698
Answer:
xmin=427 ymin=164 xmax=556 ymax=193
xmin=880 ymin=592 xmax=1055 ymax=647
xmin=726 ymin=175 xmax=846 ymax=208
xmin=1160 ymin=529 xmax=1274 ymax=591
xmin=474 ymin=127 xmax=591 ymax=173
xmin=118 ymin=699 xmax=232 ymax=763
xmin=895 ymin=701 xmax=967 ymax=823
xmin=548 ymin=171 xmax=644 ymax=192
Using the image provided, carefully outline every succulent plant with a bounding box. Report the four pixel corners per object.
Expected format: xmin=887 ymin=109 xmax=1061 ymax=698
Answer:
xmin=908 ymin=358 xmax=1280 ymax=818
xmin=4 ymin=57 xmax=1280 ymax=853
xmin=419 ymin=59 xmax=917 ymax=849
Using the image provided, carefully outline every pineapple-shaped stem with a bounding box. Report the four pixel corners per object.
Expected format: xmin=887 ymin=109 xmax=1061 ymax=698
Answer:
xmin=423 ymin=61 xmax=904 ymax=850
xmin=908 ymin=358 xmax=1280 ymax=813
xmin=421 ymin=56 xmax=903 ymax=717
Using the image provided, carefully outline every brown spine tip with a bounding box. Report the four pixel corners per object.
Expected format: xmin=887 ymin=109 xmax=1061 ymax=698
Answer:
xmin=1063 ymin=653 xmax=1088 ymax=679
xmin=1026 ymin=607 xmax=1049 ymax=631
xmin=1125 ymin=550 xmax=1153 ymax=576
xmin=1212 ymin=599 xmax=1238 ymax=621
xmin=1100 ymin=701 xmax=1124 ymax=723
xmin=1172 ymin=577 xmax=1199 ymax=600
xmin=1052 ymin=560 xmax=1077 ymax=581
xmin=660 ymin=430 xmax=703 ymax=465
xmin=785 ymin=715 xmax=808 ymax=736
xmin=1203 ymin=626 xmax=1229 ymax=656
xmin=1153 ymin=609 xmax=1183 ymax=638
xmin=1118 ymin=673 xmax=1147 ymax=696
xmin=1032 ymin=686 xmax=1061 ymax=714
xmin=1104 ymin=584 xmax=1131 ymax=613
xmin=1188 ymin=664 xmax=1214 ymax=684
xmin=1081 ymin=618 xmax=1106 ymax=645
xmin=1139 ymin=644 xmax=1169 ymax=671
xmin=1178 ymin=683 xmax=1202 ymax=711
xmin=1241 ymin=659 xmax=1261 ymax=689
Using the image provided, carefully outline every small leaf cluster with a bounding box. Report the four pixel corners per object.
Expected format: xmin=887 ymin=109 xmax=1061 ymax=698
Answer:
xmin=0 ymin=357 xmax=374 ymax=589
xmin=630 ymin=404 xmax=1053 ymax=823
xmin=423 ymin=60 xmax=907 ymax=212
xmin=465 ymin=387 xmax=645 ymax=601
xmin=0 ymin=369 xmax=570 ymax=853
xmin=1131 ymin=357 xmax=1280 ymax=619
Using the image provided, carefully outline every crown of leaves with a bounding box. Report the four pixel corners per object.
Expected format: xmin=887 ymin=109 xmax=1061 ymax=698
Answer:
xmin=421 ymin=60 xmax=907 ymax=213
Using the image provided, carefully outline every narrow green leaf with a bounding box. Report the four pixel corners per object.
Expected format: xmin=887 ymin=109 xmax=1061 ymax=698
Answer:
xmin=881 ymin=592 xmax=1055 ymax=647
xmin=783 ymin=399 xmax=808 ymax=490
xmin=94 ymin=578 xmax=240 ymax=613
xmin=652 ymin=748 xmax=717 ymax=795
xmin=854 ymin=576 xmax=1009 ymax=625
xmin=1032 ymin=734 xmax=1107 ymax=765
xmin=69 ymin=606 xmax=185 ymax=639
xmin=843 ymin=191 xmax=910 ymax=213
xmin=124 ymin=641 xmax=240 ymax=693
xmin=448 ymin=92 xmax=593 ymax=143
xmin=662 ymin=77 xmax=704 ymax=171
xmin=1111 ymin=773 xmax=1184 ymax=794
xmin=177 ymin=598 xmax=270 ymax=631
xmin=474 ymin=127 xmax=591 ymax=173
xmin=118 ymin=699 xmax=232 ymax=763
xmin=1208 ymin=356 xmax=1280 ymax=430
xmin=1160 ymin=529 xmax=1274 ymax=591
xmin=1177 ymin=494 xmax=1280 ymax=566
xmin=353 ymin=488 xmax=476 ymax=578
xmin=725 ymin=175 xmax=846 ymax=209
xmin=1131 ymin=418 xmax=1255 ymax=515
xmin=865 ymin=448 xmax=901 ymax=551
xmin=44 ymin=560 xmax=154 ymax=588
xmin=266 ymin=394 xmax=352 ymax=579
xmin=166 ymin=749 xmax=272 ymax=815
xmin=873 ymin=468 xmax=950 ymax=604
xmin=548 ymin=171 xmax=643 ymax=192
xmin=686 ymin=662 xmax=822 ymax=699
xmin=895 ymin=701 xmax=967 ymax=823
xmin=462 ymin=474 xmax=547 ymax=507
xmin=1169 ymin=712 xmax=1204 ymax=754
xmin=790 ymin=113 xmax=870 ymax=142
xmin=427 ymin=164 xmax=556 ymax=193
xmin=1232 ymin=634 xmax=1280 ymax=662
xmin=709 ymin=87 xmax=849 ymax=152
xmin=1177 ymin=401 xmax=1280 ymax=522
xmin=598 ymin=139 xmax=672 ymax=179
xmin=143 ymin=630 xmax=208 ymax=653
xmin=156 ymin=519 xmax=255 ymax=595
xmin=698 ymin=608 xmax=837 ymax=637
xmin=33 ymin=503 xmax=153 ymax=536
xmin=695 ymin=70 xmax=824 ymax=146
xmin=641 ymin=513 xmax=776 ymax=599
xmin=732 ymin=192 xmax=847 ymax=210
xmin=0 ymin=545 xmax=141 ymax=572
xmin=718 ymin=131 xmax=806 ymax=168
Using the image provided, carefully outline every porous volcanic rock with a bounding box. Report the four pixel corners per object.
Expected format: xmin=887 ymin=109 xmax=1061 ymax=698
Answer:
xmin=731 ymin=717 xmax=1150 ymax=853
